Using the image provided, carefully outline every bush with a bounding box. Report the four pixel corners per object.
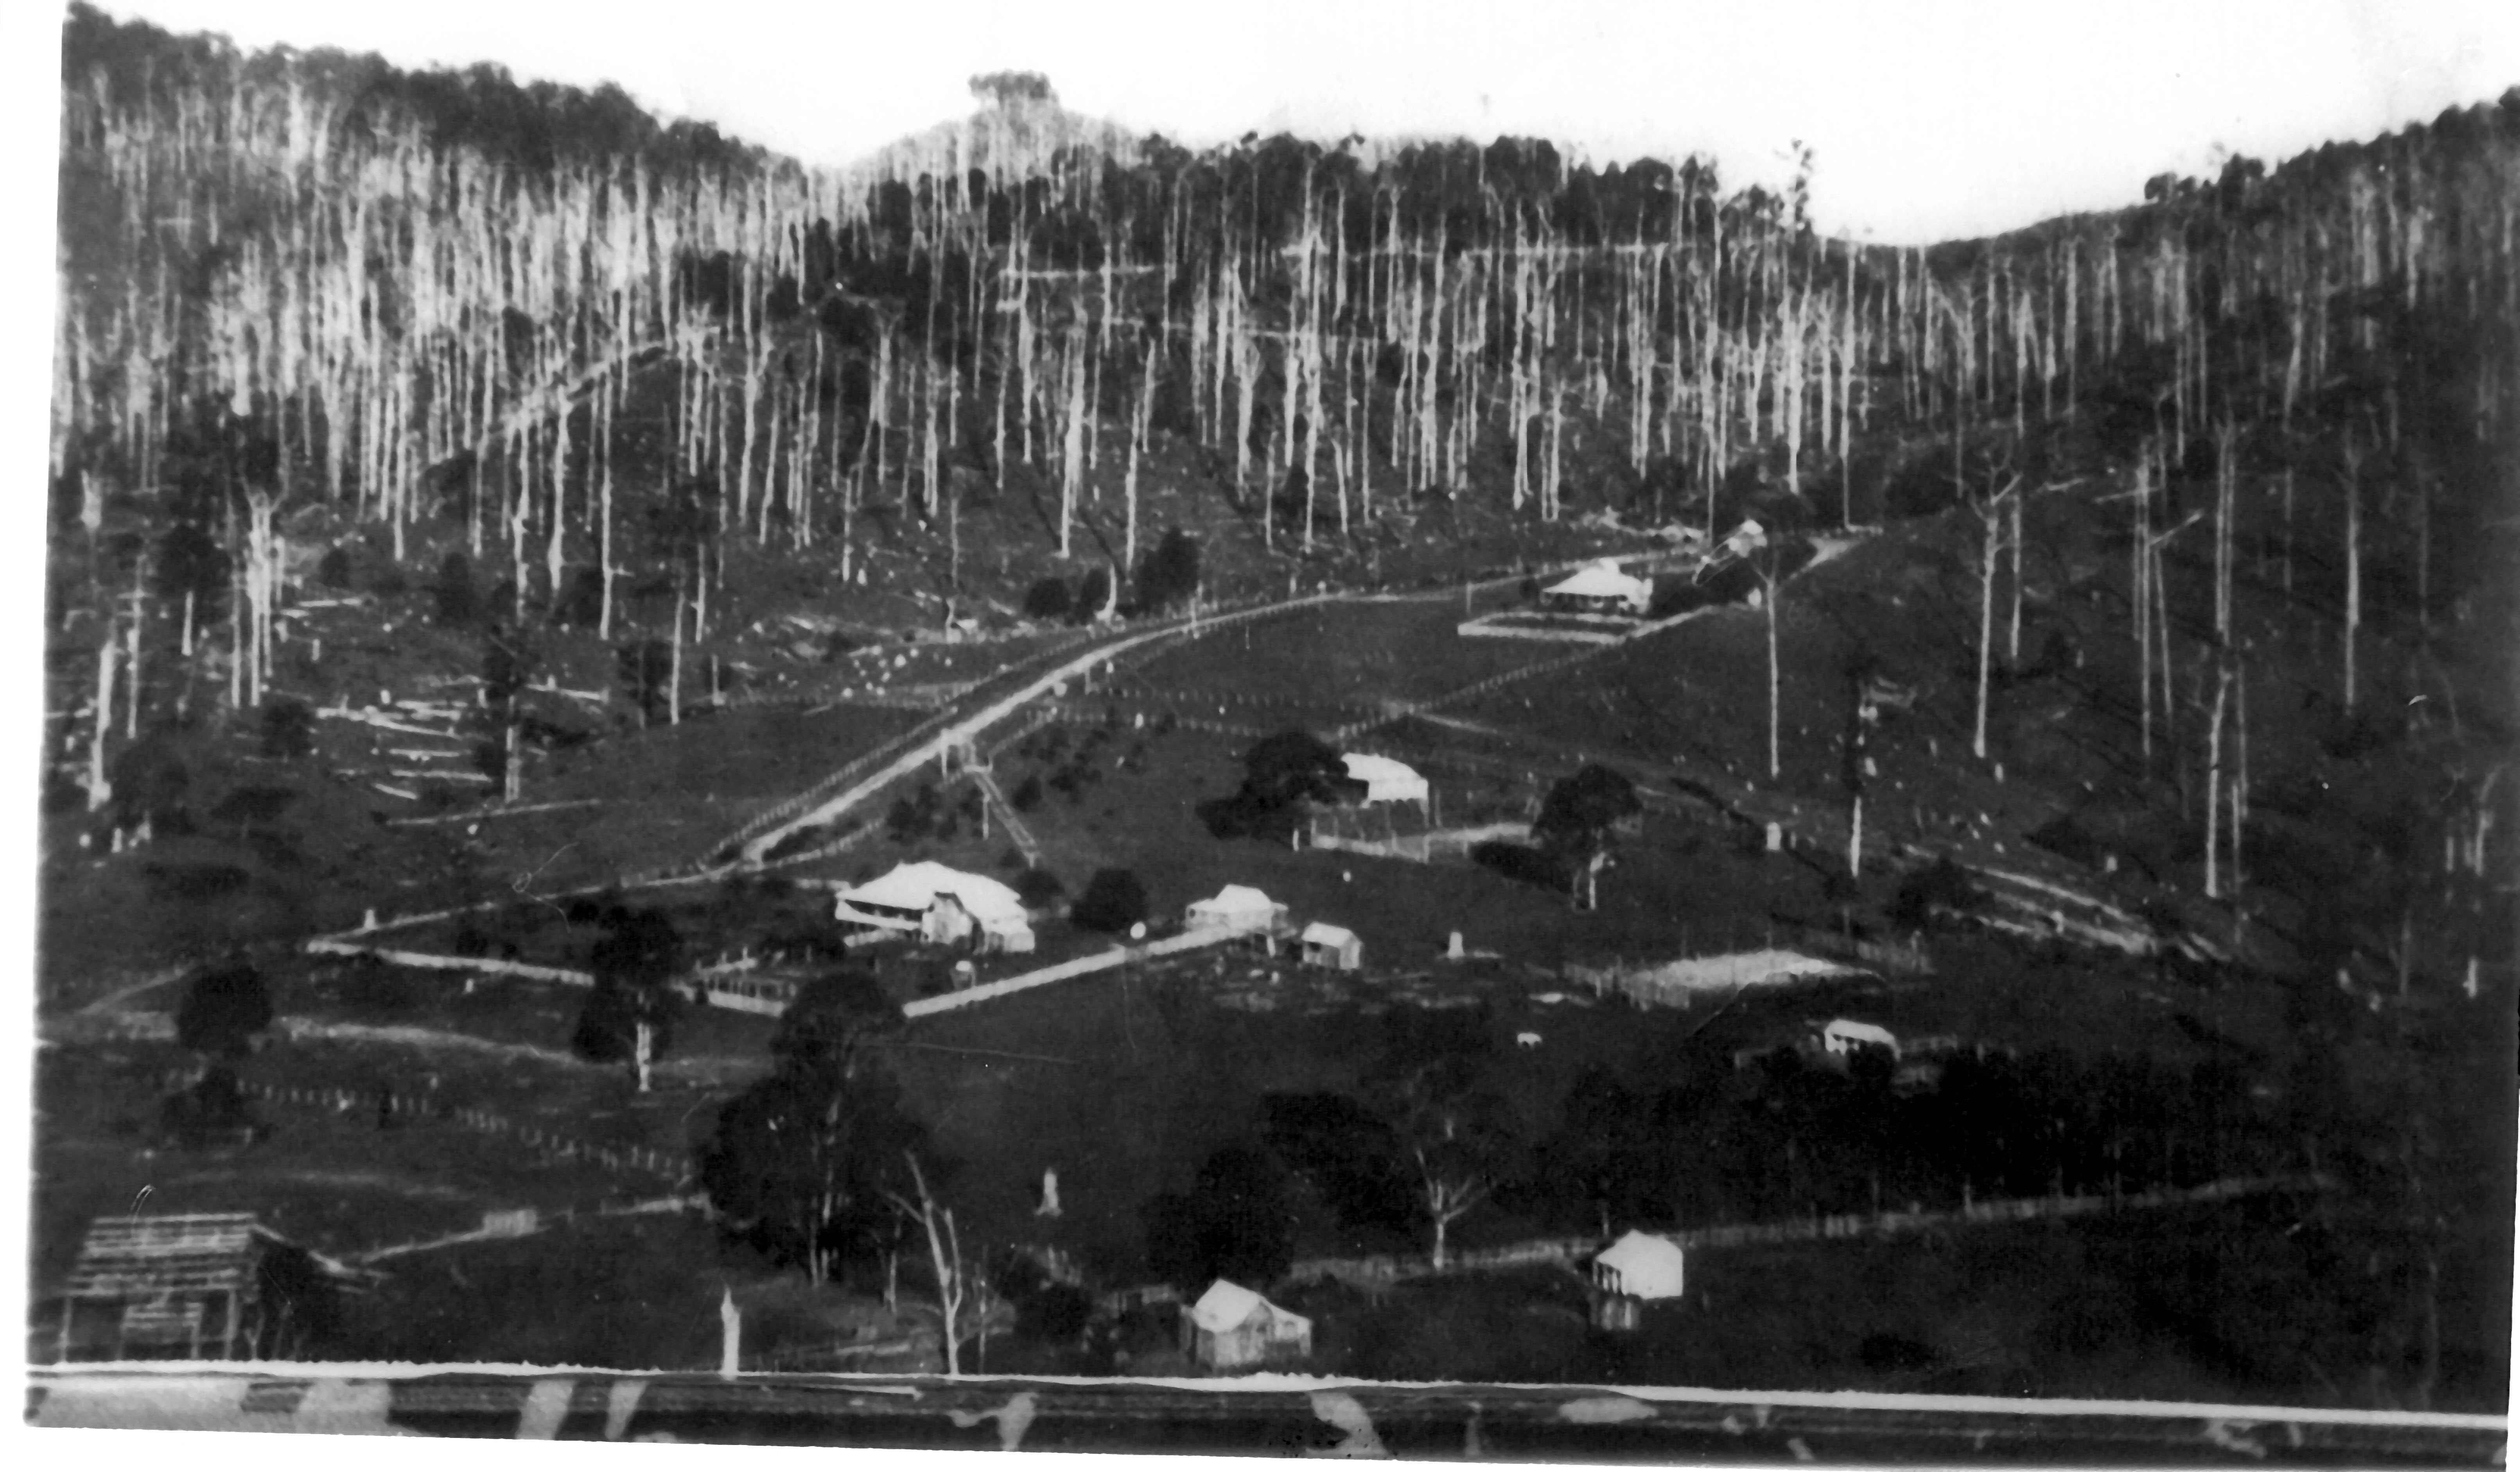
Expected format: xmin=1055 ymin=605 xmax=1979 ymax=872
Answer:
xmin=1136 ymin=528 xmax=1202 ymax=612
xmin=1890 ymin=856 xmax=1983 ymax=929
xmin=160 ymin=1065 xmax=255 ymax=1151
xmin=1074 ymin=567 xmax=1112 ymax=622
xmin=1013 ymin=868 xmax=1066 ymax=911
xmin=176 ymin=959 xmax=274 ymax=1058
xmin=1021 ymin=577 xmax=1073 ymax=621
xmin=433 ymin=553 xmax=479 ymax=626
xmin=317 ymin=545 xmax=354 ymax=590
xmin=260 ymin=697 xmax=316 ymax=759
xmin=1070 ymin=867 xmax=1148 ymax=933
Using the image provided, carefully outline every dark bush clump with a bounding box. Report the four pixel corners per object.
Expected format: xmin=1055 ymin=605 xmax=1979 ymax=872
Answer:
xmin=1070 ymin=867 xmax=1148 ymax=933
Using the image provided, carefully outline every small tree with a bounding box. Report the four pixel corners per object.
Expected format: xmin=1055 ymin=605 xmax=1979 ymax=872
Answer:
xmin=260 ymin=697 xmax=315 ymax=760
xmin=176 ymin=957 xmax=274 ymax=1059
xmin=1533 ymin=765 xmax=1640 ymax=910
xmin=1144 ymin=1143 xmax=1298 ymax=1291
xmin=480 ymin=620 xmax=535 ymax=803
xmin=571 ymin=905 xmax=682 ymax=1089
xmin=886 ymin=1151 xmax=976 ymax=1375
xmin=1071 ymin=867 xmax=1149 ymax=933
xmin=432 ymin=553 xmax=479 ymax=626
xmin=1198 ymin=729 xmax=1349 ymax=841
xmin=1021 ymin=577 xmax=1073 ymax=621
xmin=1137 ymin=528 xmax=1202 ymax=612
xmin=700 ymin=1049 xmax=929 ymax=1289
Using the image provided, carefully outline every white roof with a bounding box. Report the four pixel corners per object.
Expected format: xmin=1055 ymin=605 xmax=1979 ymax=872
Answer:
xmin=838 ymin=862 xmax=1028 ymax=924
xmin=1596 ymin=1230 xmax=1686 ymax=1277
xmin=1824 ymin=1018 xmax=1898 ymax=1047
xmin=1301 ymin=922 xmax=1358 ymax=949
xmin=1340 ymin=753 xmax=1428 ymax=804
xmin=1186 ymin=1279 xmax=1273 ymax=1333
xmin=1542 ymin=560 xmax=1649 ymax=600
xmin=1191 ymin=885 xmax=1280 ymax=917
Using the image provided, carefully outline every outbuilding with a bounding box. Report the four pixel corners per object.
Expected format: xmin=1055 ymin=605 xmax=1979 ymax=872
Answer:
xmin=1820 ymin=1018 xmax=1899 ymax=1060
xmin=1299 ymin=921 xmax=1363 ymax=971
xmin=834 ymin=862 xmax=1036 ymax=954
xmin=53 ymin=1213 xmax=375 ymax=1363
xmin=1590 ymin=1229 xmax=1687 ymax=1331
xmin=1339 ymin=753 xmax=1430 ymax=811
xmin=1184 ymin=885 xmax=1290 ymax=942
xmin=1179 ymin=1279 xmax=1312 ymax=1371
xmin=1539 ymin=559 xmax=1653 ymax=616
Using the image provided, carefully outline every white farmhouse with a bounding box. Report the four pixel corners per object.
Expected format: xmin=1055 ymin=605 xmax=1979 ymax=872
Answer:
xmin=833 ymin=861 xmax=1036 ymax=954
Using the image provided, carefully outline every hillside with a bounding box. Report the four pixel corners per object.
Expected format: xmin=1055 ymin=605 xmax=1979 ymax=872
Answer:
xmin=27 ymin=5 xmax=2520 ymax=1407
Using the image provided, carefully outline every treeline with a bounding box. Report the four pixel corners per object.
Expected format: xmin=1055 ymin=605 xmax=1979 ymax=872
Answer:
xmin=56 ymin=2 xmax=2520 ymax=588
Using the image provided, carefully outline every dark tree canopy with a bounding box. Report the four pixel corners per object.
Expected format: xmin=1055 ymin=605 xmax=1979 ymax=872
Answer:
xmin=699 ymin=1061 xmax=931 ymax=1278
xmin=176 ymin=957 xmax=274 ymax=1057
xmin=1143 ymin=1143 xmax=1298 ymax=1292
xmin=969 ymin=71 xmax=1057 ymax=110
xmin=1136 ymin=527 xmax=1201 ymax=611
xmin=770 ymin=965 xmax=897 ymax=1079
xmin=1070 ymin=866 xmax=1149 ymax=933
xmin=571 ymin=906 xmax=684 ymax=1064
xmin=1532 ymin=764 xmax=1641 ymax=861
xmin=1198 ymin=729 xmax=1350 ymax=841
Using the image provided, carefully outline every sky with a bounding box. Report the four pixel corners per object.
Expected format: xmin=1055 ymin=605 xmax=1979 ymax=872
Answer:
xmin=27 ymin=0 xmax=2520 ymax=244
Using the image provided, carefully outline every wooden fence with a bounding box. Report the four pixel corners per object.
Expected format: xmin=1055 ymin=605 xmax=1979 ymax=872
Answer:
xmin=1274 ymin=1172 xmax=2335 ymax=1291
xmin=239 ymin=1078 xmax=686 ymax=1182
xmin=899 ymin=924 xmax=1286 ymax=1019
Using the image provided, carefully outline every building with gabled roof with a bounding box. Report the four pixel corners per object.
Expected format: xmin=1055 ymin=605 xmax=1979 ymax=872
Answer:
xmin=1184 ymin=885 xmax=1288 ymax=936
xmin=1299 ymin=921 xmax=1363 ymax=971
xmin=1591 ymin=1229 xmax=1686 ymax=1331
xmin=1540 ymin=559 xmax=1652 ymax=616
xmin=53 ymin=1213 xmax=377 ymax=1363
xmin=1178 ymin=1279 xmax=1312 ymax=1371
xmin=1339 ymin=753 xmax=1429 ymax=810
xmin=833 ymin=861 xmax=1035 ymax=954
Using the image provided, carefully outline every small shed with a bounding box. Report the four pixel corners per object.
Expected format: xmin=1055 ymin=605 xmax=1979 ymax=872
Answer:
xmin=1339 ymin=753 xmax=1430 ymax=810
xmin=1179 ymin=1279 xmax=1312 ymax=1371
xmin=1820 ymin=1018 xmax=1899 ymax=1059
xmin=1540 ymin=559 xmax=1652 ymax=616
xmin=1185 ymin=885 xmax=1289 ymax=939
xmin=1299 ymin=921 xmax=1363 ymax=971
xmin=54 ymin=1213 xmax=374 ymax=1363
xmin=1591 ymin=1230 xmax=1686 ymax=1332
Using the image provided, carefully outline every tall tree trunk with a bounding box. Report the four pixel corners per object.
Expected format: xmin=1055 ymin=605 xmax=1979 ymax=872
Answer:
xmin=87 ymin=626 xmax=117 ymax=813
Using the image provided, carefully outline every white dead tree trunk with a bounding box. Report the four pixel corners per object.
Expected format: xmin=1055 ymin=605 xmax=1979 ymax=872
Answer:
xmin=2340 ymin=437 xmax=2363 ymax=716
xmin=888 ymin=1152 xmax=969 ymax=1377
xmin=87 ymin=621 xmax=118 ymax=812
xmin=1412 ymin=1150 xmax=1489 ymax=1272
xmin=2204 ymin=657 xmax=2231 ymax=899
xmin=1972 ymin=471 xmax=2023 ymax=761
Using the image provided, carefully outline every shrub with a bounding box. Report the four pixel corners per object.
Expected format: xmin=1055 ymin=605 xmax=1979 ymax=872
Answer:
xmin=1074 ymin=567 xmax=1112 ymax=622
xmin=1890 ymin=856 xmax=1983 ymax=929
xmin=1021 ymin=577 xmax=1073 ymax=621
xmin=1070 ymin=867 xmax=1148 ymax=933
xmin=433 ymin=553 xmax=479 ymax=626
xmin=176 ymin=959 xmax=274 ymax=1058
xmin=1013 ymin=868 xmax=1066 ymax=911
xmin=260 ymin=697 xmax=316 ymax=759
xmin=317 ymin=545 xmax=355 ymax=590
